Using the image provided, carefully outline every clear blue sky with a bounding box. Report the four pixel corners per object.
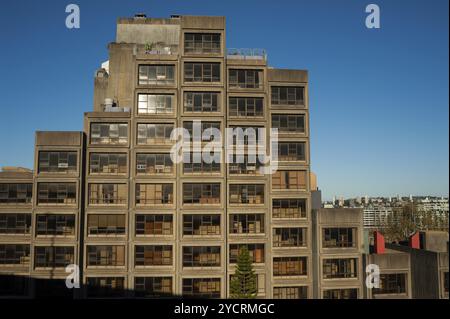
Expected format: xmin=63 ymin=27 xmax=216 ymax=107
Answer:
xmin=0 ymin=0 xmax=448 ymax=200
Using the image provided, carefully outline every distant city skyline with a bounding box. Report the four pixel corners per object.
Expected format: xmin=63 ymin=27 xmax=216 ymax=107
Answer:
xmin=0 ymin=0 xmax=448 ymax=200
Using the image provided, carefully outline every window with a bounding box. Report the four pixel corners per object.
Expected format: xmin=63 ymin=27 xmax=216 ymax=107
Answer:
xmin=182 ymin=278 xmax=220 ymax=298
xmin=183 ymin=215 xmax=220 ymax=236
xmin=271 ymin=86 xmax=304 ymax=105
xmin=183 ymin=246 xmax=221 ymax=267
xmin=87 ymin=277 xmax=125 ymax=298
xmin=90 ymin=123 xmax=128 ymax=145
xmin=0 ymin=183 xmax=32 ymax=204
xmin=229 ymin=97 xmax=264 ymax=117
xmin=272 ymin=199 xmax=307 ymax=219
xmin=323 ymin=258 xmax=358 ymax=279
xmin=323 ymin=228 xmax=356 ymax=248
xmin=230 ymin=126 xmax=262 ymax=146
xmin=137 ymin=94 xmax=174 ymax=114
xmin=273 ymin=286 xmax=308 ymax=299
xmin=135 ymin=277 xmax=172 ymax=298
xmin=136 ymin=214 xmax=173 ymax=236
xmin=136 ymin=184 xmax=173 ymax=205
xmin=0 ymin=244 xmax=30 ymax=265
xmin=229 ymin=214 xmax=264 ymax=234
xmin=135 ymin=245 xmax=172 ymax=266
xmin=184 ymin=62 xmax=220 ymax=83
xmin=34 ymin=246 xmax=74 ymax=268
xmin=87 ymin=245 xmax=125 ymax=267
xmin=36 ymin=214 xmax=75 ymax=236
xmin=278 ymin=142 xmax=306 ymax=161
xmin=229 ymin=244 xmax=264 ymax=263
xmin=323 ymin=289 xmax=358 ymax=299
xmin=184 ymin=92 xmax=220 ymax=112
xmin=137 ymin=123 xmax=173 ymax=145
xmin=88 ymin=183 xmax=127 ymax=205
xmin=183 ymin=152 xmax=221 ymax=174
xmin=273 ymin=257 xmax=307 ymax=276
xmin=184 ymin=33 xmax=221 ymax=54
xmin=89 ymin=153 xmax=127 ymax=175
xmin=87 ymin=215 xmax=125 ymax=236
xmin=229 ymin=184 xmax=264 ymax=204
xmin=183 ymin=183 xmax=220 ymax=204
xmin=138 ymin=65 xmax=175 ymax=85
xmin=273 ymin=228 xmax=307 ymax=247
xmin=37 ymin=183 xmax=76 ymax=205
xmin=272 ymin=171 xmax=307 ymax=190
xmin=228 ymin=154 xmax=263 ymax=175
xmin=271 ymin=114 xmax=305 ymax=133
xmin=0 ymin=213 xmax=31 ymax=234
xmin=183 ymin=121 xmax=221 ymax=143
xmin=229 ymin=69 xmax=263 ymax=89
xmin=38 ymin=151 xmax=77 ymax=174
xmin=136 ymin=153 xmax=173 ymax=175
xmin=373 ymin=274 xmax=407 ymax=295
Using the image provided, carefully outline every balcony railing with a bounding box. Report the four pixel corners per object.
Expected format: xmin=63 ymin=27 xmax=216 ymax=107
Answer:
xmin=227 ymin=48 xmax=267 ymax=60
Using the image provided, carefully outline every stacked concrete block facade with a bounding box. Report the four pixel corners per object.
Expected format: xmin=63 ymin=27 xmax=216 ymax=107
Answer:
xmin=1 ymin=14 xmax=448 ymax=299
xmin=0 ymin=15 xmax=312 ymax=298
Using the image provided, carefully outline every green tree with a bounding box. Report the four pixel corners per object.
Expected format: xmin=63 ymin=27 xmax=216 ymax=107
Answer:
xmin=229 ymin=246 xmax=257 ymax=299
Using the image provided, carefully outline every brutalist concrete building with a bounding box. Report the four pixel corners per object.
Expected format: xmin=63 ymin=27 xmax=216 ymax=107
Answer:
xmin=0 ymin=14 xmax=312 ymax=298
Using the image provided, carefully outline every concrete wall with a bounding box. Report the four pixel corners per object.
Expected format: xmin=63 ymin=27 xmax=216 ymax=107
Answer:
xmin=268 ymin=69 xmax=308 ymax=83
xmin=35 ymin=131 xmax=82 ymax=147
xmin=423 ymin=231 xmax=449 ymax=253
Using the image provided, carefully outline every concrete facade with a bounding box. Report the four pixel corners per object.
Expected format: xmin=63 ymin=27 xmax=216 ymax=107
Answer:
xmin=0 ymin=14 xmax=311 ymax=299
xmin=313 ymin=208 xmax=365 ymax=299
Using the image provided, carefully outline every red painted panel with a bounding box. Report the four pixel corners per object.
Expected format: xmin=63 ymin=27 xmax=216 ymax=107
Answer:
xmin=374 ymin=231 xmax=385 ymax=254
xmin=409 ymin=232 xmax=420 ymax=249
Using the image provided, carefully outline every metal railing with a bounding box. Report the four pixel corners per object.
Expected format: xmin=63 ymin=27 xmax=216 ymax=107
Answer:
xmin=227 ymin=48 xmax=267 ymax=60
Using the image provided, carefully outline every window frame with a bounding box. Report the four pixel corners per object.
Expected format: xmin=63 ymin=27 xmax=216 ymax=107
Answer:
xmin=89 ymin=153 xmax=127 ymax=175
xmin=184 ymin=62 xmax=221 ymax=83
xmin=138 ymin=64 xmax=175 ymax=86
xmin=184 ymin=33 xmax=221 ymax=54
xmin=37 ymin=183 xmax=76 ymax=205
xmin=182 ymin=183 xmax=221 ymax=205
xmin=38 ymin=151 xmax=77 ymax=174
xmin=90 ymin=123 xmax=128 ymax=145
xmin=184 ymin=91 xmax=220 ymax=113
xmin=135 ymin=183 xmax=173 ymax=205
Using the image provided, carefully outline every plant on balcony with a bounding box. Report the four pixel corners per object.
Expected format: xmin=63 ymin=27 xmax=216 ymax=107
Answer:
xmin=230 ymin=246 xmax=257 ymax=298
xmin=144 ymin=42 xmax=154 ymax=53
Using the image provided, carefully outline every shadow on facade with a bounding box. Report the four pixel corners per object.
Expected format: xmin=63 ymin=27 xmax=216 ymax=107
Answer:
xmin=0 ymin=274 xmax=185 ymax=299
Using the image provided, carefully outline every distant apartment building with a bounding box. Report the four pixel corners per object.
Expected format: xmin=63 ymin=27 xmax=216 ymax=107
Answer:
xmin=0 ymin=14 xmax=312 ymax=298
xmin=363 ymin=206 xmax=396 ymax=229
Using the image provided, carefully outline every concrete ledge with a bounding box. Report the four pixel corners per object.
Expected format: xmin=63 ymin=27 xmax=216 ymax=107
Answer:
xmin=35 ymin=131 xmax=82 ymax=147
xmin=181 ymin=16 xmax=225 ymax=30
xmin=268 ymin=68 xmax=308 ymax=83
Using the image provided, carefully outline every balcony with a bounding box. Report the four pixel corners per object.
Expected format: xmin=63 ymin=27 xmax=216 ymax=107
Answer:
xmin=227 ymin=48 xmax=267 ymax=61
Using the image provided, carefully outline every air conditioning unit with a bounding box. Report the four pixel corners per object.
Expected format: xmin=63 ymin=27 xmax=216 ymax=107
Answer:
xmin=58 ymin=163 xmax=69 ymax=168
xmin=246 ymin=165 xmax=256 ymax=171
xmin=137 ymin=164 xmax=147 ymax=170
